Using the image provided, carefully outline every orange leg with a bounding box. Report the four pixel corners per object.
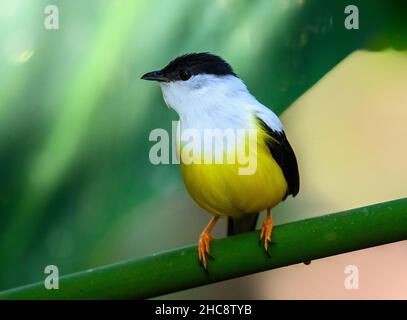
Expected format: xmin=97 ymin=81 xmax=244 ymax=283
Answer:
xmin=198 ymin=216 xmax=219 ymax=269
xmin=260 ymin=208 xmax=273 ymax=252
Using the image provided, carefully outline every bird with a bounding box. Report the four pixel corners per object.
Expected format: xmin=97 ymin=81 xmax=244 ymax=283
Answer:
xmin=141 ymin=52 xmax=299 ymax=269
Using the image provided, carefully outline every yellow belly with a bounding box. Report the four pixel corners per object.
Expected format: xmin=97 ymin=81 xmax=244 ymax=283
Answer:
xmin=180 ymin=134 xmax=288 ymax=218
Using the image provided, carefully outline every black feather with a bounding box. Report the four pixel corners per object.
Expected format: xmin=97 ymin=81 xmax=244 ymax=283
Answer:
xmin=227 ymin=213 xmax=259 ymax=236
xmin=161 ymin=52 xmax=236 ymax=81
xmin=257 ymin=117 xmax=300 ymax=198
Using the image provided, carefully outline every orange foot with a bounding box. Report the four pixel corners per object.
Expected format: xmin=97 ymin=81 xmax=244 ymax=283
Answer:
xmin=198 ymin=231 xmax=213 ymax=269
xmin=198 ymin=216 xmax=219 ymax=269
xmin=260 ymin=209 xmax=273 ymax=252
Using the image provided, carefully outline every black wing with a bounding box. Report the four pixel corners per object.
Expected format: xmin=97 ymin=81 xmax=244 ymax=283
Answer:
xmin=257 ymin=117 xmax=300 ymax=199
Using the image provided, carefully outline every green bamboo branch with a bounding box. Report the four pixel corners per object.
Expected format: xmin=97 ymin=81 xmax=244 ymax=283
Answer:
xmin=1 ymin=197 xmax=406 ymax=300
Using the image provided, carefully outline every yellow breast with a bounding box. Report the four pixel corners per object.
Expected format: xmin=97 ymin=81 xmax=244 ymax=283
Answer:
xmin=179 ymin=127 xmax=288 ymax=218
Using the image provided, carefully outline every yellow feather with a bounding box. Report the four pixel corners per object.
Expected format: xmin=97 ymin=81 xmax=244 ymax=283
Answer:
xmin=179 ymin=123 xmax=288 ymax=218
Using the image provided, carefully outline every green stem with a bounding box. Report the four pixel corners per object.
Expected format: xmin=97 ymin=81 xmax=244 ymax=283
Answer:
xmin=1 ymin=197 xmax=406 ymax=299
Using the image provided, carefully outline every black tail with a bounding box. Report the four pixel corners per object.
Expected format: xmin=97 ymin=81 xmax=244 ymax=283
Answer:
xmin=227 ymin=213 xmax=259 ymax=236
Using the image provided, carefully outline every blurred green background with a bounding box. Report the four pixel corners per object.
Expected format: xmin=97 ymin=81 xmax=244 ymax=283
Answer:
xmin=0 ymin=0 xmax=406 ymax=297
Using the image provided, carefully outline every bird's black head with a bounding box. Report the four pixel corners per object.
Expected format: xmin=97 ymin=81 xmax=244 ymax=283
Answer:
xmin=141 ymin=52 xmax=236 ymax=82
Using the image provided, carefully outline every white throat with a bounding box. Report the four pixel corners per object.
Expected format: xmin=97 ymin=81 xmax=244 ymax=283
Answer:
xmin=160 ymin=74 xmax=258 ymax=130
xmin=159 ymin=73 xmax=283 ymax=133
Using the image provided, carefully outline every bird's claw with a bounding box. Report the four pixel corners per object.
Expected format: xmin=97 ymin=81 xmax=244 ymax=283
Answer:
xmin=198 ymin=232 xmax=213 ymax=270
xmin=259 ymin=215 xmax=273 ymax=253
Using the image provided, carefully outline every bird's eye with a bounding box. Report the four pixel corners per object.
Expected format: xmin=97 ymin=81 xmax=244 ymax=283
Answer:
xmin=179 ymin=69 xmax=191 ymax=81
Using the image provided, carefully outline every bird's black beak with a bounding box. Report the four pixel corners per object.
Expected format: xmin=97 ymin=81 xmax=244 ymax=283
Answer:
xmin=141 ymin=70 xmax=169 ymax=82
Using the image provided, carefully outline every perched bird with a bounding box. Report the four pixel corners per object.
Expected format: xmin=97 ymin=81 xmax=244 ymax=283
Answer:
xmin=142 ymin=53 xmax=299 ymax=269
